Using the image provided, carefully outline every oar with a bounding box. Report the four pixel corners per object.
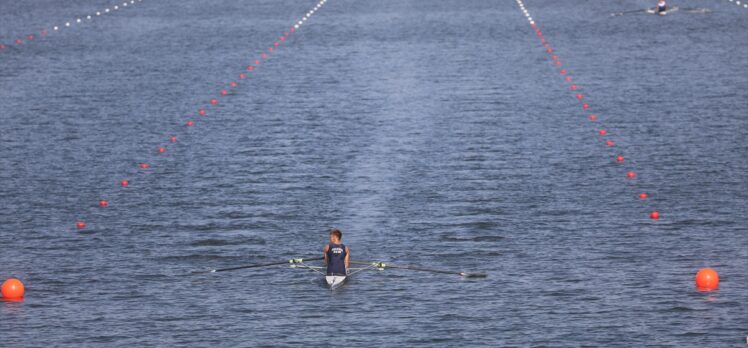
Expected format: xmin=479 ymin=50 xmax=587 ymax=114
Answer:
xmin=610 ymin=9 xmax=647 ymax=16
xmin=206 ymin=257 xmax=324 ymax=273
xmin=351 ymin=261 xmax=487 ymax=278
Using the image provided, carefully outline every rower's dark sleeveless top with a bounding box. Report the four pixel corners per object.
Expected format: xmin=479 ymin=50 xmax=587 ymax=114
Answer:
xmin=326 ymin=243 xmax=347 ymax=275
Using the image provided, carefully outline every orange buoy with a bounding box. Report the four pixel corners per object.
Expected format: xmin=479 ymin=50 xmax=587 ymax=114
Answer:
xmin=1 ymin=278 xmax=25 ymax=300
xmin=76 ymin=221 xmax=86 ymax=229
xmin=695 ymin=268 xmax=719 ymax=291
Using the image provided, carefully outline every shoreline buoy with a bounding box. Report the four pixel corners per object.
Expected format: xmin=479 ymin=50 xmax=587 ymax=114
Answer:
xmin=1 ymin=278 xmax=25 ymax=300
xmin=695 ymin=268 xmax=719 ymax=291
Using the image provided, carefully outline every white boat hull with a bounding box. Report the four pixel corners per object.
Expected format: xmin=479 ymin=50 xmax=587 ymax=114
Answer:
xmin=325 ymin=275 xmax=347 ymax=289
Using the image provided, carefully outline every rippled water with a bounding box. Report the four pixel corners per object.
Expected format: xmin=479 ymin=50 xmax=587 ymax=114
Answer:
xmin=1 ymin=0 xmax=747 ymax=346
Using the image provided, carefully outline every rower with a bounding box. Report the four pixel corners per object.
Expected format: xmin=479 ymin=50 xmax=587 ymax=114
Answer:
xmin=323 ymin=229 xmax=350 ymax=276
xmin=656 ymin=0 xmax=668 ymax=13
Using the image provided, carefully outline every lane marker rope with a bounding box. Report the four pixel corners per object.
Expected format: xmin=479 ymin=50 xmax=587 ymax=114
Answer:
xmin=0 ymin=0 xmax=145 ymax=53
xmin=726 ymin=0 xmax=748 ymax=9
xmin=74 ymin=0 xmax=329 ymax=231
xmin=515 ymin=0 xmax=661 ymax=221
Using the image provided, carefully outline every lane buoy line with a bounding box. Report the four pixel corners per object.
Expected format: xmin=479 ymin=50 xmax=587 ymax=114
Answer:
xmin=73 ymin=0 xmax=329 ymax=231
xmin=725 ymin=0 xmax=748 ymax=9
xmin=514 ymin=0 xmax=661 ymax=221
xmin=0 ymin=0 xmax=146 ymax=53
xmin=514 ymin=1 xmax=723 ymax=294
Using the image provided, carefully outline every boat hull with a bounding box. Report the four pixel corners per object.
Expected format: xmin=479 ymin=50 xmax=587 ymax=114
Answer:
xmin=325 ymin=275 xmax=347 ymax=289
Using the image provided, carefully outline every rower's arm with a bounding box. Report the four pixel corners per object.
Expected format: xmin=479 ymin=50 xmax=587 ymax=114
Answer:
xmin=323 ymin=245 xmax=329 ymax=265
xmin=344 ymin=246 xmax=350 ymax=269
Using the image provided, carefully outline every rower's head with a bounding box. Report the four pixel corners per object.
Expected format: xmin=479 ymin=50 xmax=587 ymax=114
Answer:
xmin=329 ymin=228 xmax=342 ymax=243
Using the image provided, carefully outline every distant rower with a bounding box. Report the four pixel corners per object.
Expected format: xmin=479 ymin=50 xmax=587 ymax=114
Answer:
xmin=324 ymin=229 xmax=350 ymax=276
xmin=656 ymin=0 xmax=668 ymax=13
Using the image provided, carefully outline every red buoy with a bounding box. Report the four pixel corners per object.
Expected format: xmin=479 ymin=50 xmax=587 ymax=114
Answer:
xmin=139 ymin=163 xmax=150 ymax=169
xmin=121 ymin=180 xmax=129 ymax=187
xmin=239 ymin=73 xmax=246 ymax=79
xmin=230 ymin=82 xmax=237 ymax=88
xmin=576 ymin=94 xmax=583 ymax=100
xmin=210 ymin=99 xmax=218 ymax=105
xmin=627 ymin=171 xmax=636 ymax=179
xmin=247 ymin=65 xmax=254 ymax=71
xmin=15 ymin=39 xmax=23 ymax=44
xmin=1 ymin=278 xmax=24 ymax=300
xmin=199 ymin=109 xmax=206 ymax=116
xmin=560 ymin=69 xmax=567 ymax=74
xmin=599 ymin=129 xmax=607 ymax=136
xmin=99 ymin=200 xmax=109 ymax=207
xmin=158 ymin=147 xmax=166 ymax=153
xmin=186 ymin=120 xmax=194 ymax=126
xmin=27 ymin=34 xmax=35 ymax=40
xmin=589 ymin=114 xmax=598 ymax=121
xmin=221 ymin=90 xmax=228 ymax=96
xmin=650 ymin=211 xmax=660 ymax=220
xmin=570 ymin=85 xmax=577 ymax=90
xmin=582 ymin=103 xmax=590 ymax=109
xmin=565 ymin=76 xmax=572 ymax=82
xmin=695 ymin=268 xmax=719 ymax=291
xmin=551 ymin=55 xmax=558 ymax=61
xmin=170 ymin=136 xmax=177 ymax=142
xmin=605 ymin=140 xmax=615 ymax=147
xmin=76 ymin=221 xmax=86 ymax=229
xmin=616 ymin=155 xmax=624 ymax=162
xmin=639 ymin=192 xmax=648 ymax=199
